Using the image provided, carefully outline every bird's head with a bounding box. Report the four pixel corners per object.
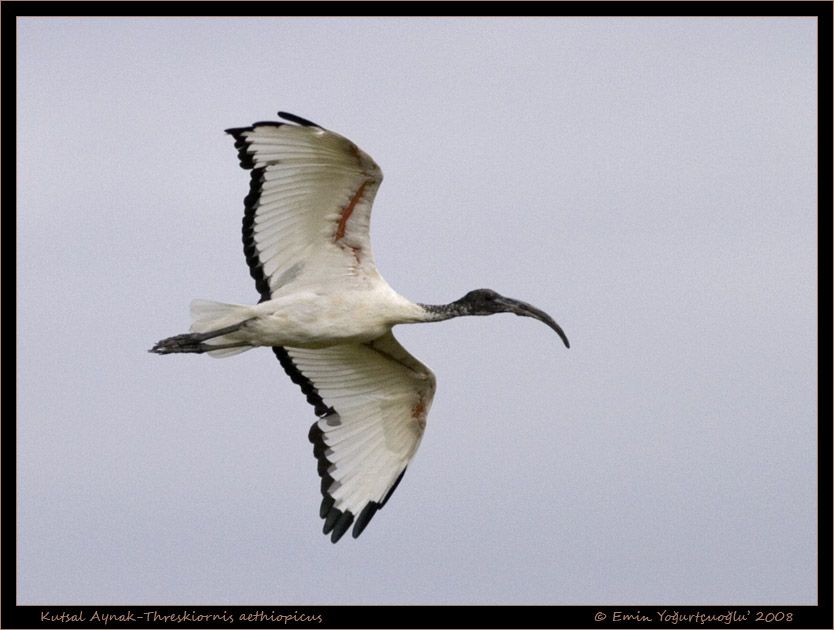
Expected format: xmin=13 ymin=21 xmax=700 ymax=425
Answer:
xmin=454 ymin=289 xmax=570 ymax=348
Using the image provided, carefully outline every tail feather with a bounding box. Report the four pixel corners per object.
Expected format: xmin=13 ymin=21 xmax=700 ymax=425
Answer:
xmin=150 ymin=300 xmax=255 ymax=358
xmin=190 ymin=299 xmax=255 ymax=358
xmin=203 ymin=344 xmax=251 ymax=358
xmin=190 ymin=299 xmax=252 ymax=332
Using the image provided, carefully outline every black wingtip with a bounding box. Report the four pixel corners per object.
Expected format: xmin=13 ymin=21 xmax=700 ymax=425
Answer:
xmin=378 ymin=468 xmax=407 ymax=508
xmin=319 ymin=495 xmax=335 ymax=520
xmin=352 ymin=502 xmax=380 ymax=539
xmin=323 ymin=508 xmax=341 ymax=535
xmin=321 ymin=504 xmax=355 ymax=543
xmin=330 ymin=511 xmax=354 ymax=543
xmin=229 ymin=132 xmax=257 ymax=170
xmin=278 ymin=111 xmax=321 ymax=128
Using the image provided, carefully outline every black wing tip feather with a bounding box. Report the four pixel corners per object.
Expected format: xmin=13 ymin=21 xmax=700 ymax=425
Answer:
xmin=379 ymin=468 xmax=407 ymax=509
xmin=224 ymin=120 xmax=285 ymax=136
xmin=224 ymin=112 xmax=318 ymax=140
xmin=307 ymin=423 xmax=407 ymax=542
xmin=350 ymin=469 xmax=406 ymax=539
xmin=278 ymin=111 xmax=321 ymax=128
xmin=308 ymin=422 xmax=363 ymax=543
xmin=228 ymin=131 xmax=257 ymax=170
xmin=352 ymin=502 xmax=381 ymax=539
xmin=322 ymin=503 xmax=357 ymax=544
xmin=240 ymin=167 xmax=271 ymax=299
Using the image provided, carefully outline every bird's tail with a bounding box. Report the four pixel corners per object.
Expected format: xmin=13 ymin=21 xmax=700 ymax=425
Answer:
xmin=149 ymin=300 xmax=255 ymax=358
xmin=190 ymin=299 xmax=258 ymax=357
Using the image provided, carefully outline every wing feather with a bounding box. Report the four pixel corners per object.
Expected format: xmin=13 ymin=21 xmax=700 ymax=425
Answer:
xmin=287 ymin=332 xmax=436 ymax=542
xmin=227 ymin=115 xmax=383 ymax=299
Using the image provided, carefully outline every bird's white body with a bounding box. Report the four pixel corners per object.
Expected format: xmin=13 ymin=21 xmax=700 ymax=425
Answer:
xmin=193 ymin=285 xmax=428 ymax=350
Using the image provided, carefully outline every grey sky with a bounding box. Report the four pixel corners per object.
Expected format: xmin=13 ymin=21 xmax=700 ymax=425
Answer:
xmin=17 ymin=17 xmax=817 ymax=605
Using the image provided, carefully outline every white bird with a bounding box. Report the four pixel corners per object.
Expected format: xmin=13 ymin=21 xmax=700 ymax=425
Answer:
xmin=151 ymin=112 xmax=569 ymax=542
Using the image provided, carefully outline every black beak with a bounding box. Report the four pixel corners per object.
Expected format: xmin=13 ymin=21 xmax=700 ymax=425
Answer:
xmin=498 ymin=297 xmax=570 ymax=349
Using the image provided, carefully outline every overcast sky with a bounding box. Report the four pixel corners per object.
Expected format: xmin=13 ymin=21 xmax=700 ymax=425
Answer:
xmin=17 ymin=17 xmax=817 ymax=605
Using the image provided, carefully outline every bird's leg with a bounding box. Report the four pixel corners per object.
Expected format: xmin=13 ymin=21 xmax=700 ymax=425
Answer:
xmin=149 ymin=321 xmax=252 ymax=355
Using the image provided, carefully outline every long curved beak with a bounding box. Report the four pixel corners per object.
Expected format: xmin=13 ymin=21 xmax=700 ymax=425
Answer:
xmin=498 ymin=297 xmax=570 ymax=349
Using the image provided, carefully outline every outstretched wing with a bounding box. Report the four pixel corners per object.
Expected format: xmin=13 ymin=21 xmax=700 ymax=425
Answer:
xmin=286 ymin=332 xmax=436 ymax=542
xmin=226 ymin=112 xmax=383 ymax=301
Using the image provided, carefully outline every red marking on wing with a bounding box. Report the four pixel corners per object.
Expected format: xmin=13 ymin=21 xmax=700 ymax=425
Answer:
xmin=412 ymin=397 xmax=427 ymax=431
xmin=335 ymin=180 xmax=370 ymax=242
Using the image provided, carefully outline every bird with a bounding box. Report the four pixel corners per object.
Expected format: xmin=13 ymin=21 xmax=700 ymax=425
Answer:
xmin=150 ymin=111 xmax=570 ymax=542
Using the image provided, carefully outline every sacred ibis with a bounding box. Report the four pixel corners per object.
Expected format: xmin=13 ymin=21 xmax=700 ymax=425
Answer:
xmin=150 ymin=112 xmax=570 ymax=542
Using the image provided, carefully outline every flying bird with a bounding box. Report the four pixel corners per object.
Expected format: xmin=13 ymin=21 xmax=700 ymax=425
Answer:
xmin=150 ymin=112 xmax=570 ymax=542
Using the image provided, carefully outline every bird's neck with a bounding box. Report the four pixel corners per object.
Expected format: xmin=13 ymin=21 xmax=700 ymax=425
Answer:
xmin=417 ymin=301 xmax=469 ymax=322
